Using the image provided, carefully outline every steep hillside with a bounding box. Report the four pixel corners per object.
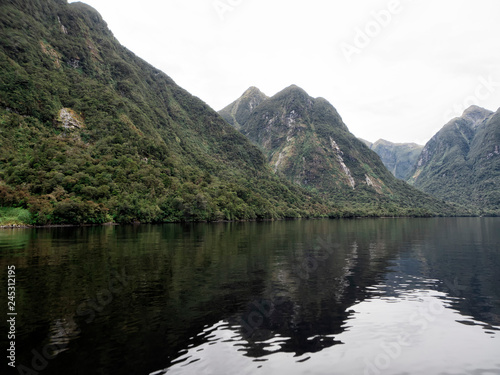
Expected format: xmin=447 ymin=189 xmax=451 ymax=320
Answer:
xmin=220 ymin=86 xmax=459 ymax=216
xmin=0 ymin=0 xmax=330 ymax=224
xmin=409 ymin=106 xmax=500 ymax=214
xmin=367 ymin=139 xmax=423 ymax=180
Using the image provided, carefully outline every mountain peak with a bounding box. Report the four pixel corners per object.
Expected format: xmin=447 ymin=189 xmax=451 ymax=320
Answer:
xmin=243 ymin=86 xmax=264 ymax=95
xmin=270 ymin=85 xmax=313 ymax=108
xmin=373 ymin=139 xmax=423 ymax=148
xmin=462 ymin=105 xmax=493 ymax=128
xmin=279 ymin=84 xmax=309 ymax=96
xmin=373 ymin=139 xmax=392 ymax=146
xmin=463 ymin=104 xmax=488 ymax=114
xmin=240 ymin=86 xmax=267 ymax=102
xmin=219 ymin=86 xmax=268 ymax=128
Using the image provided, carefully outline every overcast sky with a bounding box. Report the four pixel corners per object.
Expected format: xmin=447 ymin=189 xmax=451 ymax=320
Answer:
xmin=69 ymin=0 xmax=500 ymax=144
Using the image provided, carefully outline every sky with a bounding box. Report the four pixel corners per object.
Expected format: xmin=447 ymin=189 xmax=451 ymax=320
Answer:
xmin=68 ymin=0 xmax=500 ymax=145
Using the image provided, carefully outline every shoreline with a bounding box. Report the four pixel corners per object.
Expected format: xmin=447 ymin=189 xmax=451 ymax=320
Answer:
xmin=0 ymin=222 xmax=120 ymax=229
xmin=0 ymin=214 xmax=486 ymax=230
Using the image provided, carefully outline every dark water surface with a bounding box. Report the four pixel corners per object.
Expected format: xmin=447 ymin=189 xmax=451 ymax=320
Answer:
xmin=1 ymin=218 xmax=499 ymax=375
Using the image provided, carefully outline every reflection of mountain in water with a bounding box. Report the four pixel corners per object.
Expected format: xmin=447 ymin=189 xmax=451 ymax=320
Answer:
xmin=164 ymin=218 xmax=500 ymax=370
xmin=1 ymin=218 xmax=499 ymax=375
xmin=231 ymin=234 xmax=400 ymax=358
xmin=391 ymin=218 xmax=500 ymax=329
xmin=157 ymin=219 xmax=440 ymax=364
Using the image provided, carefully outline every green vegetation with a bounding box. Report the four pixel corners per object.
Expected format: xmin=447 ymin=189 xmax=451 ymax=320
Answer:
xmin=220 ymin=85 xmax=461 ymax=217
xmin=408 ymin=106 xmax=500 ymax=216
xmin=0 ymin=0 xmax=332 ymax=225
xmin=0 ymin=207 xmax=31 ymax=226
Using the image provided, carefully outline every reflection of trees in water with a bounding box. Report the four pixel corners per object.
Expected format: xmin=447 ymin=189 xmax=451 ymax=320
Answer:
xmin=2 ymin=218 xmax=499 ymax=373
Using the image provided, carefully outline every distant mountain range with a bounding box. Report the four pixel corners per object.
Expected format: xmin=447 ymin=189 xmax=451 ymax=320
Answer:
xmin=219 ymin=86 xmax=456 ymax=216
xmin=361 ymin=139 xmax=423 ymax=180
xmin=359 ymin=105 xmax=500 ymax=215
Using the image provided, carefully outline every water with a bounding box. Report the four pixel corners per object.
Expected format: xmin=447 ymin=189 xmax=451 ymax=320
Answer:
xmin=0 ymin=218 xmax=499 ymax=375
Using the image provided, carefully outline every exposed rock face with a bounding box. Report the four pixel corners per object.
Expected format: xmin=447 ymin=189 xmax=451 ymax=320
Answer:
xmin=58 ymin=108 xmax=84 ymax=130
xmin=40 ymin=41 xmax=62 ymax=68
xmin=330 ymin=137 xmax=355 ymax=189
xmin=57 ymin=16 xmax=68 ymax=34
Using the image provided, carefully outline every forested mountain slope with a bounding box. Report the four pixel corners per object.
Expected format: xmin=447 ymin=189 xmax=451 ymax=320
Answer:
xmin=0 ymin=0 xmax=330 ymax=224
xmin=409 ymin=106 xmax=500 ymax=215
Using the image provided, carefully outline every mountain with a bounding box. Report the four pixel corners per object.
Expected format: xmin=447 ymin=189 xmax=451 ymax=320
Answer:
xmin=220 ymin=86 xmax=458 ymax=216
xmin=365 ymin=139 xmax=423 ymax=180
xmin=408 ymin=105 xmax=500 ymax=214
xmin=219 ymin=86 xmax=268 ymax=130
xmin=0 ymin=0 xmax=331 ymax=224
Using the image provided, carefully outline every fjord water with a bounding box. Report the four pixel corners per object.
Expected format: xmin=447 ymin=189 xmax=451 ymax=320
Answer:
xmin=1 ymin=219 xmax=499 ymax=375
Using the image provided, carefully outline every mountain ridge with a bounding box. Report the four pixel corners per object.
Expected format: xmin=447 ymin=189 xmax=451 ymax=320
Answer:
xmin=220 ymin=86 xmax=460 ymax=216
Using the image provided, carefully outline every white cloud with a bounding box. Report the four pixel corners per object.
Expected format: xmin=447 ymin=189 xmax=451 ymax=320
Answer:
xmin=69 ymin=0 xmax=500 ymax=144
